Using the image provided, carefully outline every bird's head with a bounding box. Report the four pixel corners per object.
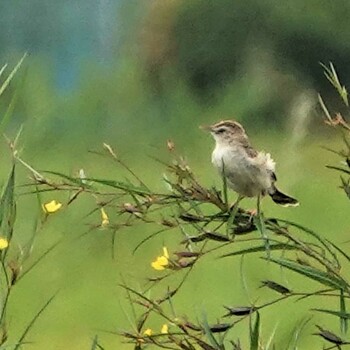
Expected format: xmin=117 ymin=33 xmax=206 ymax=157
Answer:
xmin=200 ymin=120 xmax=247 ymax=145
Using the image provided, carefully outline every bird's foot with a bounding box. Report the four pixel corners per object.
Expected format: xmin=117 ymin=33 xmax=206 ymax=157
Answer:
xmin=246 ymin=208 xmax=257 ymax=222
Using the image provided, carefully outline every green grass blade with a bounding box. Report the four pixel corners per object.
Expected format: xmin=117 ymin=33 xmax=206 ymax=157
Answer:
xmin=250 ymin=311 xmax=260 ymax=350
xmin=0 ymin=165 xmax=16 ymax=251
xmin=221 ymin=242 xmax=298 ymax=258
xmin=14 ymin=292 xmax=57 ymax=350
xmin=266 ymin=257 xmax=347 ymax=291
xmin=240 ymin=255 xmax=252 ymax=305
xmin=42 ymin=170 xmax=93 ymax=187
xmin=312 ymin=308 xmax=350 ymax=319
xmin=326 ymin=239 xmax=350 ymax=263
xmin=0 ymin=89 xmax=18 ymax=133
xmin=221 ymin=160 xmax=228 ymax=209
xmin=284 ymin=316 xmax=311 ymax=350
xmin=201 ymin=312 xmax=222 ymax=349
xmin=340 ymin=176 xmax=350 ymax=199
xmin=226 ymin=201 xmax=240 ymax=236
xmin=326 ymin=165 xmax=350 ymax=176
xmin=91 ymin=335 xmax=105 ymax=350
xmin=0 ymin=53 xmax=27 ymax=99
xmin=265 ymin=323 xmax=278 ymax=350
xmin=276 ymin=218 xmax=340 ymax=267
xmin=318 ymin=94 xmax=332 ymax=123
xmin=340 ymin=290 xmax=348 ymax=335
xmin=196 ymin=339 xmax=217 ymax=350
xmin=85 ymin=178 xmax=152 ymax=195
xmin=320 ymin=62 xmax=349 ymax=106
xmin=255 ymin=208 xmax=270 ymax=258
xmin=0 ymin=64 xmax=7 ymax=79
xmin=17 ymin=240 xmax=62 ymax=283
xmin=0 ymin=165 xmax=15 ymax=225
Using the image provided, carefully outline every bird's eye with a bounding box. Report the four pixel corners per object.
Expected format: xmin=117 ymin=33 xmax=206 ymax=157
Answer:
xmin=216 ymin=128 xmax=225 ymax=134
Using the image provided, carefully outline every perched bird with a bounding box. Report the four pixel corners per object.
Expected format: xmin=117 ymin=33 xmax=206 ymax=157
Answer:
xmin=202 ymin=120 xmax=299 ymax=207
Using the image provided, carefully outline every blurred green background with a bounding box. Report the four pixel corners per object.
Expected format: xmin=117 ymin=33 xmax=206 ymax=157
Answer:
xmin=1 ymin=0 xmax=350 ymax=348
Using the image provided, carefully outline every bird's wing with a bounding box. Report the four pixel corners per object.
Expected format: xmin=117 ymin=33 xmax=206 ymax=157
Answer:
xmin=240 ymin=139 xmax=277 ymax=179
xmin=243 ymin=144 xmax=258 ymax=158
xmin=245 ymin=149 xmax=276 ymax=179
xmin=241 ymin=139 xmax=258 ymax=158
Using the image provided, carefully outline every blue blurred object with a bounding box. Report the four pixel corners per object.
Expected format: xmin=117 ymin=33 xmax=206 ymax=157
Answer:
xmin=0 ymin=0 xmax=119 ymax=91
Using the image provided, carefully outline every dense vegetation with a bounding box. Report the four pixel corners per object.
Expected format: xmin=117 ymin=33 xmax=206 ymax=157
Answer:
xmin=0 ymin=2 xmax=350 ymax=348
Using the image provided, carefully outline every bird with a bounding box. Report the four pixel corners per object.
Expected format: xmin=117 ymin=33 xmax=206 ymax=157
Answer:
xmin=201 ymin=119 xmax=299 ymax=208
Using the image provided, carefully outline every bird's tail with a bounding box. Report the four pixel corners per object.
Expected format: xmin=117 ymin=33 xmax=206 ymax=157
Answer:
xmin=269 ymin=187 xmax=299 ymax=207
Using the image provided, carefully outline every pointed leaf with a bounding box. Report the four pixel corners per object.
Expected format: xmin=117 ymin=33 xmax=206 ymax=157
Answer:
xmin=340 ymin=290 xmax=348 ymax=335
xmin=266 ymin=258 xmax=347 ymax=290
xmin=313 ymin=308 xmax=350 ymax=320
xmin=221 ymin=242 xmax=297 ymax=258
xmin=250 ymin=311 xmax=260 ymax=350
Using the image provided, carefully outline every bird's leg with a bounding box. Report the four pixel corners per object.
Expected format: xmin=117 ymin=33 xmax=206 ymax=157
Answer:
xmin=247 ymin=209 xmax=257 ymax=221
xmin=246 ymin=195 xmax=262 ymax=222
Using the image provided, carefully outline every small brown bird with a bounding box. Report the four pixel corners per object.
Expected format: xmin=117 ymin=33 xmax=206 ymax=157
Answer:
xmin=202 ymin=120 xmax=299 ymax=207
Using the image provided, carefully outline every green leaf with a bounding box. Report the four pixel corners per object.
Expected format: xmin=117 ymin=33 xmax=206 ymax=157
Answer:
xmin=201 ymin=313 xmax=222 ymax=350
xmin=284 ymin=316 xmax=311 ymax=350
xmin=250 ymin=311 xmax=260 ymax=350
xmin=340 ymin=176 xmax=350 ymax=199
xmin=196 ymin=339 xmax=217 ymax=350
xmin=17 ymin=240 xmax=62 ymax=283
xmin=0 ymin=64 xmax=8 ymax=79
xmin=0 ymin=53 xmax=27 ymax=99
xmin=221 ymin=242 xmax=297 ymax=258
xmin=221 ymin=159 xmax=228 ymax=208
xmin=326 ymin=165 xmax=350 ymax=176
xmin=86 ymin=178 xmax=152 ymax=195
xmin=42 ymin=170 xmax=93 ymax=187
xmin=0 ymin=165 xmax=15 ymax=222
xmin=0 ymin=165 xmax=16 ymax=248
xmin=91 ymin=335 xmax=105 ymax=350
xmin=313 ymin=308 xmax=350 ymax=319
xmin=318 ymin=94 xmax=332 ymax=123
xmin=320 ymin=62 xmax=349 ymax=106
xmin=205 ymin=231 xmax=231 ymax=242
xmin=14 ymin=292 xmax=57 ymax=350
xmin=340 ymin=290 xmax=348 ymax=335
xmin=266 ymin=258 xmax=347 ymax=291
xmin=276 ymin=219 xmax=340 ymax=268
xmin=265 ymin=323 xmax=278 ymax=350
xmin=313 ymin=307 xmax=350 ymax=336
xmin=254 ymin=208 xmax=270 ymax=258
xmin=0 ymin=88 xmax=18 ymax=134
xmin=226 ymin=201 xmax=240 ymax=236
xmin=326 ymin=239 xmax=350 ymax=264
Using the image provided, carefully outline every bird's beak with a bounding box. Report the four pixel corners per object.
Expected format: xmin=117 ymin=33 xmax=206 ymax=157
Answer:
xmin=199 ymin=124 xmax=213 ymax=132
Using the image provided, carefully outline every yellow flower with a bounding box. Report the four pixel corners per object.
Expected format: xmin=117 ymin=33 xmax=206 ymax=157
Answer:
xmin=151 ymin=247 xmax=169 ymax=271
xmin=42 ymin=200 xmax=62 ymax=214
xmin=143 ymin=328 xmax=152 ymax=336
xmin=161 ymin=324 xmax=168 ymax=334
xmin=101 ymin=208 xmax=109 ymax=227
xmin=0 ymin=238 xmax=8 ymax=250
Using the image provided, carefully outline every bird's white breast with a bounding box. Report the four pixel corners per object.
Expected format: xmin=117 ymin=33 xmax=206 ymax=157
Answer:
xmin=211 ymin=144 xmax=274 ymax=197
